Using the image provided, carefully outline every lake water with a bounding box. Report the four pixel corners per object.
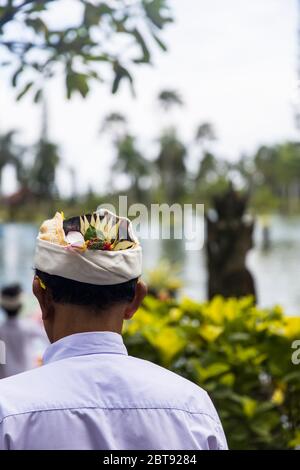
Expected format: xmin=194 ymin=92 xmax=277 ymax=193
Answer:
xmin=0 ymin=216 xmax=299 ymax=316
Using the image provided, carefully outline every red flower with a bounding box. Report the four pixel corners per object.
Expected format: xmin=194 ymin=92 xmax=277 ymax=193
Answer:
xmin=103 ymin=242 xmax=112 ymax=251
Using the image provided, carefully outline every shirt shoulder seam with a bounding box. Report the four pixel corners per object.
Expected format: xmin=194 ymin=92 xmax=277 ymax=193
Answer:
xmin=0 ymin=405 xmax=221 ymax=426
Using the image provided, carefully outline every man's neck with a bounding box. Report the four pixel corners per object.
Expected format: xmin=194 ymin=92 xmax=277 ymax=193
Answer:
xmin=49 ymin=303 xmax=124 ymax=343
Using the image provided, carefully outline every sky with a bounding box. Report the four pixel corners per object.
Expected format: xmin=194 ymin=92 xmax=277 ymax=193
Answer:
xmin=0 ymin=0 xmax=299 ymax=195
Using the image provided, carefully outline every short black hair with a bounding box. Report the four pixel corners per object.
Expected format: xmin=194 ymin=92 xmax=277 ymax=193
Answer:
xmin=1 ymin=283 xmax=23 ymax=317
xmin=35 ymin=269 xmax=137 ymax=312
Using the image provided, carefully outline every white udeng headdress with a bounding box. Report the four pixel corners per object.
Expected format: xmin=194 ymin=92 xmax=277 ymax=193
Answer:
xmin=34 ymin=209 xmax=142 ymax=285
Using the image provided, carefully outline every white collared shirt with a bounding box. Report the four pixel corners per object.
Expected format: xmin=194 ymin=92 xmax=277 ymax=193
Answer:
xmin=0 ymin=331 xmax=227 ymax=450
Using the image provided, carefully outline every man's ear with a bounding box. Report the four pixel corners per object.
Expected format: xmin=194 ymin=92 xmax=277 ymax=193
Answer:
xmin=32 ymin=276 xmax=54 ymax=321
xmin=124 ymin=280 xmax=147 ymax=320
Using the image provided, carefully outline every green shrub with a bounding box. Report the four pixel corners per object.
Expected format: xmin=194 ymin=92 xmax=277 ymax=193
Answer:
xmin=123 ymin=295 xmax=300 ymax=449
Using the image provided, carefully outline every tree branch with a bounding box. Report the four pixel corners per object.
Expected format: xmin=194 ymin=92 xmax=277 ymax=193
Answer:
xmin=0 ymin=1 xmax=45 ymax=29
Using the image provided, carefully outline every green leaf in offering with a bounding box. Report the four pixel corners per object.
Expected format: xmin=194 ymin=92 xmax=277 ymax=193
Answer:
xmin=84 ymin=225 xmax=97 ymax=241
xmin=87 ymin=240 xmax=105 ymax=250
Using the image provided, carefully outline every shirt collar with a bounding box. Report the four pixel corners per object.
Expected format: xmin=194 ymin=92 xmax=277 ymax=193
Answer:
xmin=43 ymin=331 xmax=128 ymax=365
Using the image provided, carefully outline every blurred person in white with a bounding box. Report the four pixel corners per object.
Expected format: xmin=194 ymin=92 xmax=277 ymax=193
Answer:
xmin=0 ymin=283 xmax=48 ymax=379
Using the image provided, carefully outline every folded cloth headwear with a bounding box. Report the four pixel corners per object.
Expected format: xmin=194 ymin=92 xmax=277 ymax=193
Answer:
xmin=34 ymin=209 xmax=142 ymax=285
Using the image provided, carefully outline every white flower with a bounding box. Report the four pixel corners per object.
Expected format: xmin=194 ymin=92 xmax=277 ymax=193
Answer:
xmin=65 ymin=231 xmax=85 ymax=248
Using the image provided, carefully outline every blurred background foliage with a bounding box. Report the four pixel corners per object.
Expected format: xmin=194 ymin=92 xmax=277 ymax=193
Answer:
xmin=0 ymin=0 xmax=172 ymax=99
xmin=145 ymin=259 xmax=183 ymax=300
xmin=124 ymin=293 xmax=300 ymax=450
xmin=2 ymin=91 xmax=300 ymax=220
xmin=1 ymin=2 xmax=300 ymax=220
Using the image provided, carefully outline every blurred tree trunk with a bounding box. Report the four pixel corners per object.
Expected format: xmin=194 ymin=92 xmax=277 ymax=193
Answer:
xmin=206 ymin=187 xmax=257 ymax=301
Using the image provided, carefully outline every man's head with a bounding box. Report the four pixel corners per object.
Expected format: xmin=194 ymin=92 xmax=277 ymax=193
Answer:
xmin=33 ymin=209 xmax=145 ymax=342
xmin=33 ymin=272 xmax=146 ymax=343
xmin=0 ymin=283 xmax=23 ymax=318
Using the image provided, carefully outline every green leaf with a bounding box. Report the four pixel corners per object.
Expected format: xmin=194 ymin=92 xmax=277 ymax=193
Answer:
xmin=194 ymin=362 xmax=230 ymax=382
xmin=289 ymin=430 xmax=300 ymax=448
xmin=88 ymin=70 xmax=102 ymax=81
xmin=76 ymin=74 xmax=89 ymax=98
xmin=84 ymin=3 xmax=101 ymax=26
xmin=112 ymin=63 xmax=134 ymax=95
xmin=132 ymin=28 xmax=151 ymax=64
xmin=33 ymin=88 xmax=43 ymax=103
xmin=66 ymin=70 xmax=89 ymax=99
xmin=84 ymin=226 xmax=97 ymax=241
xmin=66 ymin=71 xmax=73 ymax=99
xmin=12 ymin=66 xmax=24 ymax=88
xmin=88 ymin=240 xmax=105 ymax=250
xmin=143 ymin=0 xmax=173 ymax=30
xmin=27 ymin=2 xmax=48 ymax=13
xmin=25 ymin=18 xmax=48 ymax=34
xmin=83 ymin=54 xmax=109 ymax=62
xmin=16 ymin=81 xmax=33 ymax=100
xmin=84 ymin=2 xmax=113 ymax=26
xmin=151 ymin=32 xmax=167 ymax=51
xmin=242 ymin=397 xmax=258 ymax=418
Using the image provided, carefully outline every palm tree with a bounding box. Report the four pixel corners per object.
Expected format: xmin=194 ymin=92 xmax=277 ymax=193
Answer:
xmin=100 ymin=112 xmax=127 ymax=141
xmin=156 ymin=127 xmax=187 ymax=203
xmin=30 ymin=101 xmax=60 ymax=200
xmin=254 ymin=142 xmax=300 ymax=213
xmin=101 ymin=111 xmax=150 ymax=201
xmin=155 ymin=90 xmax=186 ymax=202
xmin=197 ymin=152 xmax=217 ymax=182
xmin=195 ymin=122 xmax=216 ymax=148
xmin=112 ymin=134 xmax=150 ymax=201
xmin=0 ymin=130 xmax=25 ymax=195
xmin=157 ymin=89 xmax=184 ymax=111
xmin=193 ymin=122 xmax=218 ymax=194
xmin=30 ymin=140 xmax=60 ymax=200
